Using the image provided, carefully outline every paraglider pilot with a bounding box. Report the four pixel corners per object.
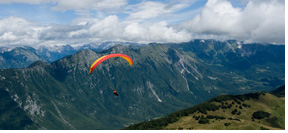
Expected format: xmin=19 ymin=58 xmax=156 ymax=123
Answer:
xmin=113 ymin=90 xmax=119 ymax=96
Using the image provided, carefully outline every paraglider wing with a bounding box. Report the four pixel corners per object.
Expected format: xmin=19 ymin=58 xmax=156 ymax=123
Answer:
xmin=89 ymin=54 xmax=133 ymax=74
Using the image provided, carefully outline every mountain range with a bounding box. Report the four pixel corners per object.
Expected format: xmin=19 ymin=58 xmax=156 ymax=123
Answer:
xmin=0 ymin=40 xmax=285 ymax=129
xmin=0 ymin=42 xmax=142 ymax=69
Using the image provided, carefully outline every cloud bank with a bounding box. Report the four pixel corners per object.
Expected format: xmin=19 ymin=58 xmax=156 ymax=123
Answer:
xmin=181 ymin=0 xmax=284 ymax=44
xmin=0 ymin=0 xmax=285 ymax=47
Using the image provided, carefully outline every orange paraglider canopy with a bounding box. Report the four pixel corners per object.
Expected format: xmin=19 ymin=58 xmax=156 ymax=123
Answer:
xmin=89 ymin=53 xmax=133 ymax=74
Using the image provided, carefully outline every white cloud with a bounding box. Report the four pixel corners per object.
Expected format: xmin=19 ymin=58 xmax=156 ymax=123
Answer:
xmin=0 ymin=0 xmax=47 ymax=4
xmin=181 ymin=0 xmax=284 ymax=44
xmin=0 ymin=17 xmax=41 ymax=45
xmin=0 ymin=15 xmax=192 ymax=46
xmin=51 ymin=0 xmax=127 ymax=12
xmin=0 ymin=0 xmax=284 ymax=47
xmin=239 ymin=0 xmax=285 ymax=43
xmin=0 ymin=0 xmax=127 ymax=12
xmin=127 ymin=1 xmax=174 ymax=19
xmin=67 ymin=16 xmax=191 ymax=44
xmin=125 ymin=1 xmax=192 ymax=21
xmin=123 ymin=21 xmax=191 ymax=43
xmin=184 ymin=0 xmax=242 ymax=34
xmin=0 ymin=32 xmax=17 ymax=41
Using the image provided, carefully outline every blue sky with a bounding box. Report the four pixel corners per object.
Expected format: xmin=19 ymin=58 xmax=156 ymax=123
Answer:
xmin=0 ymin=3 xmax=76 ymax=24
xmin=0 ymin=0 xmax=285 ymax=46
xmin=0 ymin=0 xmax=208 ymax=24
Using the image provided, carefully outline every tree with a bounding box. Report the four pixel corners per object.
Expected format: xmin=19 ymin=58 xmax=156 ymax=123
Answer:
xmin=252 ymin=111 xmax=271 ymax=119
xmin=207 ymin=115 xmax=214 ymax=119
xmin=260 ymin=126 xmax=269 ymax=130
xmin=237 ymin=111 xmax=241 ymax=115
xmin=228 ymin=104 xmax=232 ymax=108
xmin=198 ymin=118 xmax=209 ymax=124
xmin=242 ymin=103 xmax=249 ymax=107
xmin=224 ymin=123 xmax=230 ymax=126
xmin=231 ymin=109 xmax=238 ymax=115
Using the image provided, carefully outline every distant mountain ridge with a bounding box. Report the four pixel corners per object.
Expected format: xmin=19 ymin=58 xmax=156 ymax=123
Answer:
xmin=0 ymin=40 xmax=284 ymax=70
xmin=0 ymin=45 xmax=77 ymax=69
xmin=0 ymin=40 xmax=285 ymax=129
xmin=0 ymin=41 xmax=143 ymax=69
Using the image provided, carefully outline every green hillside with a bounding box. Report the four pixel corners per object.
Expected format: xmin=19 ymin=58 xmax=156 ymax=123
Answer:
xmin=124 ymin=91 xmax=285 ymax=130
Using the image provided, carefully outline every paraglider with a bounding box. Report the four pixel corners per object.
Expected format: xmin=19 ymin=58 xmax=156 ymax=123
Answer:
xmin=113 ymin=90 xmax=119 ymax=96
xmin=89 ymin=54 xmax=133 ymax=74
xmin=89 ymin=53 xmax=133 ymax=96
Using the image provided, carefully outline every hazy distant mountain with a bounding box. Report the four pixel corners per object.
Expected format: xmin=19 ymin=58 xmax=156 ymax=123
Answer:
xmin=0 ymin=46 xmax=45 ymax=69
xmin=0 ymin=45 xmax=76 ymax=69
xmin=0 ymin=41 xmax=284 ymax=129
xmin=35 ymin=45 xmax=77 ymax=62
xmin=0 ymin=42 xmax=144 ymax=69
xmin=78 ymin=42 xmax=144 ymax=50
